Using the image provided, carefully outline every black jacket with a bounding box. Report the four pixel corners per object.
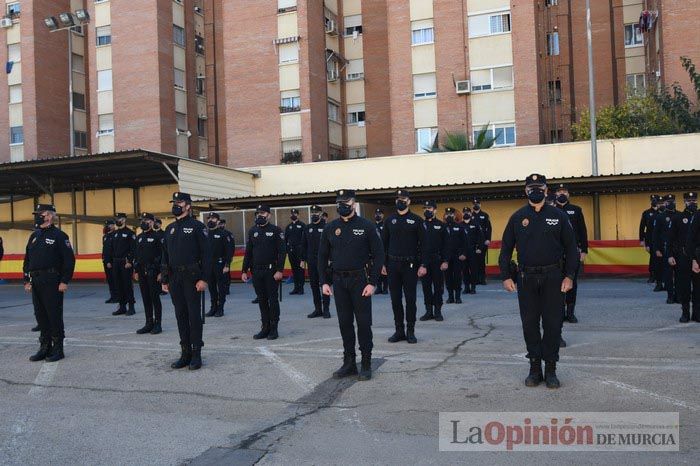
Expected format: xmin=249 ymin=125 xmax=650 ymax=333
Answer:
xmin=23 ymin=225 xmax=76 ymax=284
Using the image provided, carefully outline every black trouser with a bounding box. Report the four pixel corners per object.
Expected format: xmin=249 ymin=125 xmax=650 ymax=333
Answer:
xmin=30 ymin=270 xmax=64 ymax=340
xmin=308 ymin=261 xmax=330 ymax=312
xmin=333 ymin=271 xmax=372 ymax=354
xmin=169 ymin=270 xmax=203 ymax=347
xmin=662 ymin=247 xmax=676 ymax=300
xmin=675 ymin=254 xmax=700 ymax=309
xmin=113 ymin=258 xmax=134 ymax=307
xmin=137 ymin=266 xmax=162 ymax=324
xmin=647 ymin=248 xmax=654 ymax=278
xmin=225 ymin=260 xmax=232 ymax=294
xmin=207 ymin=259 xmax=228 ymax=311
xmin=104 ymin=262 xmax=117 ymax=299
xmin=517 ymin=266 xmax=564 ymax=362
xmin=376 ymin=274 xmax=388 ymax=293
xmin=388 ymin=259 xmax=418 ymax=326
xmin=445 ymin=257 xmax=463 ymax=295
xmin=252 ymin=267 xmax=280 ymax=325
xmin=421 ymin=257 xmax=444 ymax=308
xmin=288 ymin=247 xmax=305 ymax=291
xmin=461 ymin=252 xmax=478 ymax=290
xmin=564 ymin=259 xmax=581 ymax=306
xmin=653 ymin=252 xmax=664 ymax=284
xmin=477 ymin=244 xmax=488 ymax=282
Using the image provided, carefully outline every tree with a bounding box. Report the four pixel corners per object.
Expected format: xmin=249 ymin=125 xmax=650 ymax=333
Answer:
xmin=425 ymin=125 xmax=496 ymax=152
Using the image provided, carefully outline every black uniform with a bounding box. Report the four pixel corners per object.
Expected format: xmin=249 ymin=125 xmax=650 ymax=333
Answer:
xmin=556 ymin=201 xmax=588 ymax=310
xmin=444 ymin=219 xmax=468 ymax=300
xmin=107 ymin=226 xmax=137 ymax=311
xmin=134 ymin=229 xmax=163 ymax=327
xmin=652 ymin=208 xmax=676 ymax=302
xmin=382 ymin=211 xmax=428 ymax=331
xmin=23 ymin=225 xmax=76 ymax=343
xmin=285 ymin=219 xmax=306 ymax=293
xmin=687 ymin=211 xmax=700 ymax=321
xmin=318 ymin=213 xmax=384 ymax=356
xmin=102 ymin=229 xmax=117 ymax=301
xmin=221 ymin=226 xmax=235 ymax=295
xmin=207 ymin=227 xmax=234 ymax=314
xmin=499 ymin=203 xmax=578 ymax=363
xmin=461 ymin=220 xmax=484 ymax=294
xmin=472 ymin=208 xmax=492 ymax=283
xmin=161 ymin=216 xmax=211 ymax=349
xmin=374 ymin=220 xmax=388 ymax=294
xmin=421 ymin=217 xmax=449 ymax=312
xmin=242 ymin=223 xmax=286 ymax=331
xmin=669 ymin=207 xmax=699 ymax=319
xmin=639 ymin=205 xmax=658 ymax=281
xmin=301 ymin=219 xmax=331 ymax=316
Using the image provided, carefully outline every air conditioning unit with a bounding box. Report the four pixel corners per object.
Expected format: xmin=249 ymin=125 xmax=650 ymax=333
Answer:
xmin=325 ymin=19 xmax=337 ymax=35
xmin=327 ymin=69 xmax=339 ymax=82
xmin=0 ymin=18 xmax=13 ymax=28
xmin=455 ymin=80 xmax=471 ymax=94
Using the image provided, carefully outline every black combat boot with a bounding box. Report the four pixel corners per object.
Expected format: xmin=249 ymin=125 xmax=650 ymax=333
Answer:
xmin=419 ymin=306 xmax=434 ymax=321
xmin=406 ymin=323 xmax=417 ymax=344
xmin=679 ymin=305 xmax=690 ymax=323
xmin=29 ymin=337 xmax=51 ymax=362
xmin=189 ymin=346 xmax=202 ymax=370
xmin=333 ymin=352 xmax=358 ymax=379
xmin=434 ymin=305 xmax=444 ymax=322
xmin=125 ymin=302 xmax=136 ymax=316
xmin=171 ymin=344 xmax=191 ymax=369
xmin=666 ymin=296 xmax=675 ymax=304
xmin=692 ymin=307 xmax=700 ymax=323
xmin=205 ymin=306 xmax=217 ymax=317
xmin=322 ymin=301 xmax=331 ymax=319
xmin=455 ymin=294 xmax=463 ymax=304
xmin=358 ymin=353 xmax=372 ymax=381
xmin=307 ymin=309 xmax=323 ymax=318
xmin=559 ymin=337 xmax=567 ymax=348
xmin=544 ymin=361 xmax=561 ymax=389
xmin=253 ymin=323 xmax=270 ymax=340
xmin=653 ymin=282 xmax=664 ymax=292
xmin=646 ymin=275 xmax=655 ymax=283
xmin=469 ymin=284 xmax=477 ymax=294
xmin=31 ymin=325 xmax=40 ymax=332
xmin=446 ymin=292 xmax=455 ymax=304
xmin=566 ymin=304 xmax=578 ymax=323
xmin=214 ymin=306 xmax=224 ymax=317
xmin=252 ymin=297 xmax=260 ymax=304
xmin=388 ymin=324 xmax=406 ymax=343
xmin=150 ymin=322 xmax=162 ymax=334
xmin=112 ymin=305 xmax=126 ymax=316
xmin=525 ymin=358 xmax=543 ymax=387
xmin=136 ymin=321 xmax=154 ymax=334
xmin=45 ymin=338 xmax=64 ymax=363
xmin=267 ymin=321 xmax=279 ymax=340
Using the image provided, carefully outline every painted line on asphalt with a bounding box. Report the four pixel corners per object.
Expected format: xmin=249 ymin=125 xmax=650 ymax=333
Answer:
xmin=268 ymin=337 xmax=342 ymax=347
xmin=28 ymin=362 xmax=58 ymax=398
xmin=256 ymin=346 xmax=314 ymax=391
xmin=599 ymin=378 xmax=699 ymax=412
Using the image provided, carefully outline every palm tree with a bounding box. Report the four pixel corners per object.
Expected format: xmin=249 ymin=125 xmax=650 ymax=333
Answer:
xmin=425 ymin=124 xmax=497 ymax=152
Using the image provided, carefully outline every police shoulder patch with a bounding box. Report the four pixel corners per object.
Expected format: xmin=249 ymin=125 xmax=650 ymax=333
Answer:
xmin=683 ymin=218 xmax=689 ymax=224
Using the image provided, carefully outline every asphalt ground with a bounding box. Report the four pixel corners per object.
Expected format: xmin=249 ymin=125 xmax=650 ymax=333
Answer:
xmin=0 ymin=278 xmax=698 ymax=465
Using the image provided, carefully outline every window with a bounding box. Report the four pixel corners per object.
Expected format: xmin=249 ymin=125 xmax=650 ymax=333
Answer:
xmin=326 ymin=51 xmax=339 ymax=80
xmin=278 ymin=43 xmax=299 ymax=64
xmin=490 ymin=13 xmax=511 ymax=34
xmin=280 ymin=90 xmax=301 ymax=112
xmin=470 ymin=66 xmax=513 ymax=92
xmin=413 ymin=73 xmax=437 ymax=99
xmin=173 ymin=25 xmax=186 ymax=47
xmin=197 ymin=118 xmax=207 ymax=137
xmin=7 ymin=44 xmax=20 ymax=62
xmin=10 ymin=126 xmax=23 ymax=145
xmin=546 ymin=0 xmax=558 ymax=6
xmin=347 ymin=147 xmax=367 ymax=159
xmin=97 ymin=70 xmax=113 ymax=91
xmin=72 ymin=92 xmax=86 ymax=110
xmin=71 ymin=53 xmax=84 ymax=73
xmin=344 ymin=15 xmax=362 ymax=36
xmin=74 ymin=131 xmax=87 ymax=149
xmin=7 ymin=2 xmax=20 ymax=17
xmin=327 ymin=101 xmax=340 ymax=122
xmin=416 ymin=127 xmax=438 ymax=153
xmin=547 ymin=32 xmax=559 ymax=55
xmin=347 ymin=110 xmax=365 ymax=125
xmin=329 ymin=145 xmax=342 ymax=160
xmin=96 ymin=26 xmax=111 ymax=46
xmin=195 ymin=76 xmax=205 ymax=95
xmin=411 ymin=20 xmax=434 ymax=45
xmin=624 ymin=24 xmax=643 ymax=47
xmin=98 ymin=114 xmax=114 ymax=135
xmin=9 ymin=85 xmax=21 ymax=103
xmin=174 ymin=68 xmax=185 ymax=89
xmin=176 ymin=112 xmax=187 ymax=131
xmin=550 ymin=129 xmax=563 ymax=143
xmin=346 ymin=59 xmax=364 ymax=81
xmin=474 ymin=124 xmax=516 ymax=146
xmin=469 ymin=12 xmax=511 ymax=38
xmin=626 ymin=73 xmax=646 ymax=96
xmin=278 ymin=0 xmax=297 ymax=13
xmin=72 ymin=25 xmax=84 ymax=36
xmin=548 ymin=80 xmax=562 ymax=103
xmin=195 ymin=35 xmax=204 ymax=54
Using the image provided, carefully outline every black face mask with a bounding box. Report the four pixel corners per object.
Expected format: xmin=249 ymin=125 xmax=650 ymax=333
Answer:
xmin=527 ymin=188 xmax=546 ymax=204
xmin=116 ymin=219 xmax=125 ymax=227
xmin=424 ymin=210 xmax=434 ymax=220
xmin=140 ymin=221 xmax=150 ymax=231
xmin=311 ymin=214 xmax=320 ymax=223
xmin=396 ymin=199 xmax=408 ymax=211
xmin=337 ymin=203 xmax=354 ymax=217
xmin=446 ymin=215 xmax=455 ymax=223
xmin=463 ymin=214 xmax=471 ymax=221
xmin=154 ymin=224 xmax=161 ymax=230
xmin=34 ymin=214 xmax=46 ymax=228
xmin=473 ymin=205 xmax=480 ymax=211
xmin=556 ymin=194 xmax=568 ymax=204
xmin=658 ymin=205 xmax=666 ymax=212
xmin=666 ymin=202 xmax=676 ymax=211
xmin=207 ymin=220 xmax=218 ymax=229
xmin=651 ymin=200 xmax=658 ymax=207
xmin=171 ymin=205 xmax=184 ymax=217
xmin=291 ymin=215 xmax=299 ymax=222
xmin=687 ymin=203 xmax=697 ymax=213
xmin=255 ymin=215 xmax=268 ymax=226
xmin=374 ymin=214 xmax=383 ymax=222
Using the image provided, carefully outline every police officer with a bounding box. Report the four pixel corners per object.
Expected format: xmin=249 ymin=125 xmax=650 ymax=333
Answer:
xmin=23 ymin=204 xmax=76 ymax=362
xmin=241 ymin=205 xmax=286 ymax=339
xmin=419 ymin=201 xmax=449 ymax=322
xmin=499 ymin=174 xmax=578 ymax=389
xmin=286 ymin=208 xmax=306 ymax=295
xmin=301 ymin=205 xmax=331 ymax=319
xmin=461 ymin=207 xmax=484 ymax=296
xmin=102 ymin=220 xmax=118 ymax=303
xmin=472 ymin=198 xmax=492 ymax=285
xmin=653 ymin=194 xmax=678 ymax=304
xmin=687 ymin=202 xmax=700 ymax=322
xmin=382 ymin=189 xmax=428 ymax=344
xmin=204 ymin=212 xmax=234 ymax=317
xmin=154 ymin=218 xmax=169 ymax=297
xmin=444 ymin=207 xmax=468 ymax=304
xmin=554 ymin=184 xmax=588 ymax=323
xmin=218 ymin=218 xmax=235 ymax=296
xmin=106 ymin=212 xmax=136 ymax=316
xmin=669 ymin=192 xmax=699 ymax=322
xmin=318 ymin=189 xmax=384 ymax=381
xmin=133 ymin=213 xmax=163 ymax=335
xmin=374 ymin=208 xmax=388 ymax=294
xmin=161 ymin=192 xmax=211 ymax=370
xmin=640 ymin=195 xmax=661 ymax=284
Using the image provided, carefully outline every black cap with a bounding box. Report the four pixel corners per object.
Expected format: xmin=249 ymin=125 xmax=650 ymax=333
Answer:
xmin=472 ymin=198 xmax=481 ymax=204
xmin=424 ymin=200 xmax=436 ymax=208
xmin=219 ymin=218 xmax=226 ymax=225
xmin=684 ymin=192 xmax=697 ymax=201
xmin=310 ymin=205 xmax=322 ymax=213
xmin=33 ymin=203 xmax=56 ymax=213
xmin=321 ymin=212 xmax=328 ymax=217
xmin=141 ymin=212 xmax=155 ymax=221
xmin=207 ymin=212 xmax=221 ymax=220
xmin=374 ymin=208 xmax=383 ymax=214
xmin=555 ymin=183 xmax=568 ymax=191
xmin=650 ymin=194 xmax=661 ymax=201
xmin=115 ymin=212 xmax=127 ymax=218
xmin=664 ymin=194 xmax=676 ymax=201
xmin=291 ymin=208 xmax=299 ymax=215
xmin=336 ymin=189 xmax=356 ymax=201
xmin=396 ymin=189 xmax=410 ymax=198
xmin=525 ymin=173 xmax=547 ymax=187
xmin=445 ymin=207 xmax=455 ymax=214
xmin=170 ymin=191 xmax=192 ymax=203
xmin=104 ymin=219 xmax=115 ymax=226
xmin=256 ymin=204 xmax=271 ymax=214
xmin=462 ymin=206 xmax=471 ymax=213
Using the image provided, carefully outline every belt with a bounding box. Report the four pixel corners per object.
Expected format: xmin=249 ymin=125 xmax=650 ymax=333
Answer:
xmin=388 ymin=255 xmax=417 ymax=262
xmin=333 ymin=269 xmax=365 ymax=276
xmin=253 ymin=264 xmax=275 ymax=270
xmin=173 ymin=264 xmax=199 ymax=272
xmin=29 ymin=268 xmax=58 ymax=277
xmin=521 ymin=263 xmax=560 ymax=274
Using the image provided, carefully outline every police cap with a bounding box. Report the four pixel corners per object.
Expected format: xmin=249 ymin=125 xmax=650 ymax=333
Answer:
xmin=33 ymin=204 xmax=56 ymax=214
xmin=424 ymin=200 xmax=437 ymax=208
xmin=170 ymin=192 xmax=192 ymax=203
xmin=141 ymin=212 xmax=155 ymax=221
xmin=683 ymin=192 xmax=697 ymax=201
xmin=336 ymin=189 xmax=356 ymax=201
xmin=256 ymin=204 xmax=271 ymax=213
xmin=525 ymin=174 xmax=547 ymax=187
